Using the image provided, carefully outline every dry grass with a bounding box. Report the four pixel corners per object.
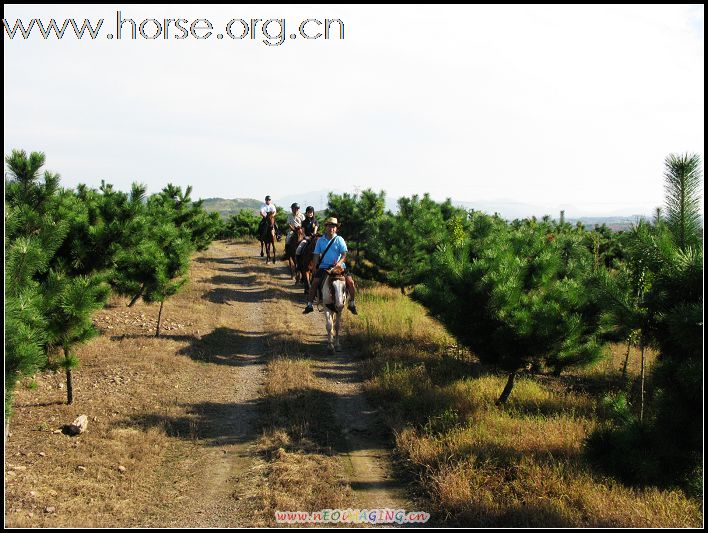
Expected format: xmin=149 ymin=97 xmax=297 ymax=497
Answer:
xmin=253 ymin=330 xmax=355 ymax=525
xmin=4 ymin=319 xmax=225 ymax=526
xmin=7 ymin=243 xmax=698 ymax=527
xmin=4 ymin=241 xmax=264 ymax=527
xmin=344 ymin=284 xmax=703 ymax=527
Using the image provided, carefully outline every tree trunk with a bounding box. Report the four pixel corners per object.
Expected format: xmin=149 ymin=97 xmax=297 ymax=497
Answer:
xmin=496 ymin=371 xmax=517 ymax=406
xmin=155 ymin=300 xmax=165 ymax=337
xmin=64 ymin=347 xmax=74 ymax=404
xmin=128 ymin=286 xmax=144 ymax=307
xmin=640 ymin=343 xmax=646 ymax=422
xmin=621 ymin=342 xmax=632 ymax=378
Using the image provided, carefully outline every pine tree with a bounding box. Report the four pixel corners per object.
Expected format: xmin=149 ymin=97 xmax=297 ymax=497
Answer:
xmin=5 ymin=151 xmax=59 ymax=419
xmin=5 ymin=207 xmax=68 ymax=418
xmin=4 ymin=150 xmax=59 ymax=218
xmin=592 ymin=221 xmax=656 ymax=418
xmin=326 ymin=189 xmax=385 ymax=270
xmin=663 ymin=153 xmax=702 ymax=251
xmin=6 ymin=150 xmax=116 ymax=405
xmin=586 ymin=153 xmax=703 ymax=494
xmin=224 ymin=209 xmax=261 ymax=238
xmin=152 ymin=184 xmax=222 ymax=250
xmin=112 ymin=186 xmax=194 ymax=336
xmin=43 ymin=270 xmax=110 ymax=404
xmin=415 ymin=215 xmax=605 ymax=404
xmin=366 ymin=194 xmax=468 ymax=292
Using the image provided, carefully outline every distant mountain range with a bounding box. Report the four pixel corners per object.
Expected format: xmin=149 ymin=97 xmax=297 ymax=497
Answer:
xmin=200 ymin=192 xmax=347 ymax=218
xmin=200 ymin=197 xmax=262 ymax=218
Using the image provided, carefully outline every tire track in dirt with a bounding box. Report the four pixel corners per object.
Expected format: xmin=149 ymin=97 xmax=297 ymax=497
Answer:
xmin=165 ymin=242 xmax=275 ymax=527
xmin=269 ymin=246 xmax=414 ymax=515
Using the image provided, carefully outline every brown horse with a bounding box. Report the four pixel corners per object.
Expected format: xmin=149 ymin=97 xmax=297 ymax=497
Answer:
xmin=259 ymin=212 xmax=277 ymax=264
xmin=298 ymin=233 xmax=320 ymax=294
xmin=285 ymin=226 xmax=305 ymax=281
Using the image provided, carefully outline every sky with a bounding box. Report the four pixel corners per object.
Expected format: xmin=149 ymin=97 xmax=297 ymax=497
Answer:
xmin=3 ymin=4 xmax=704 ymax=218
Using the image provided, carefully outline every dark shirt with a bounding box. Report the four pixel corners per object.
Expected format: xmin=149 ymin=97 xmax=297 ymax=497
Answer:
xmin=303 ymin=217 xmax=318 ymax=237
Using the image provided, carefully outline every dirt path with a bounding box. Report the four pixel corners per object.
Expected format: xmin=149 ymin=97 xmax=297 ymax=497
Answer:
xmin=328 ymin=350 xmax=412 ymax=510
xmin=5 ymin=240 xmax=414 ymax=527
xmin=160 ymin=240 xmax=413 ymax=525
xmin=163 ymin=244 xmax=272 ymax=527
xmin=261 ymin=244 xmax=414 ymax=514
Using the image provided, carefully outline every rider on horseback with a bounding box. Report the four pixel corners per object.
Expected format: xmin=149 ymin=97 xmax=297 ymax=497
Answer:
xmin=259 ymin=195 xmax=277 ymax=236
xmin=286 ymin=203 xmax=305 ymax=247
xmin=303 ymin=217 xmax=358 ymax=315
xmin=296 ymin=206 xmax=318 ymax=268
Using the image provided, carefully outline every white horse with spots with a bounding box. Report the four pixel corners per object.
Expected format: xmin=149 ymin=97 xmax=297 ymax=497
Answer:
xmin=320 ymin=271 xmax=348 ymax=352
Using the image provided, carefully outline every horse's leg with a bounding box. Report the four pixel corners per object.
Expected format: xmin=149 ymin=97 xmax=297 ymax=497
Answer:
xmin=325 ymin=311 xmax=335 ymax=352
xmin=260 ymin=240 xmax=264 ymax=257
xmin=335 ymin=291 xmax=346 ymax=351
xmin=288 ymin=255 xmax=295 ymax=279
xmin=288 ymin=249 xmax=299 ymax=282
xmin=334 ymin=311 xmax=342 ymax=352
xmin=303 ymin=270 xmax=310 ymax=294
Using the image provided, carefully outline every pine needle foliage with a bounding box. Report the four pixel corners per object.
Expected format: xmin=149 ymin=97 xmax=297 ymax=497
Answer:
xmin=414 ymin=214 xmax=605 ymax=404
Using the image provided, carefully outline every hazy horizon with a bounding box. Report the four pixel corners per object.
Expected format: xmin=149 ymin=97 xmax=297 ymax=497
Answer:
xmin=201 ymin=188 xmax=675 ymax=220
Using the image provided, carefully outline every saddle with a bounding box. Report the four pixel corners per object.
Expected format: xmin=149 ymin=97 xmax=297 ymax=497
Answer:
xmin=318 ymin=266 xmax=346 ymax=309
xmin=328 ymin=264 xmax=346 ymax=278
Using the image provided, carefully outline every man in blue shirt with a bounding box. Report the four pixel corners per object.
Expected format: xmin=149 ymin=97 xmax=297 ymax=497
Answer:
xmin=303 ymin=217 xmax=358 ymax=315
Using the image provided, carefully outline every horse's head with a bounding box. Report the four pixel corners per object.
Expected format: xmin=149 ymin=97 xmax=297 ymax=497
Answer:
xmin=328 ymin=275 xmax=348 ymax=313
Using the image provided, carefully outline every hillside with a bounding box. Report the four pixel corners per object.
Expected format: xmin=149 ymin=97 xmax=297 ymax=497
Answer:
xmin=200 ymin=198 xmax=262 ymax=218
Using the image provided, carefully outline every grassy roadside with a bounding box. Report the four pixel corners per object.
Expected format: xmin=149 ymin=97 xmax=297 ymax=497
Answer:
xmin=343 ymin=282 xmax=702 ymax=527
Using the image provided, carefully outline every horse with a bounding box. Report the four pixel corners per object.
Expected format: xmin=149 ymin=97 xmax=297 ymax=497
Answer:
xmin=320 ymin=266 xmax=349 ymax=352
xmin=285 ymin=226 xmax=305 ymax=282
xmin=258 ymin=212 xmax=278 ymax=264
xmin=298 ymin=233 xmax=320 ymax=295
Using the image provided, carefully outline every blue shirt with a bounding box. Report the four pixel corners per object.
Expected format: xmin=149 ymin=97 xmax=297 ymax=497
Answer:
xmin=314 ymin=235 xmax=347 ymax=270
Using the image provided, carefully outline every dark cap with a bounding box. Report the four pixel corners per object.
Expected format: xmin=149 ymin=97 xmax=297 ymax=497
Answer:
xmin=291 ymin=202 xmax=300 ymax=210
xmin=265 ymin=195 xmax=271 ymax=201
